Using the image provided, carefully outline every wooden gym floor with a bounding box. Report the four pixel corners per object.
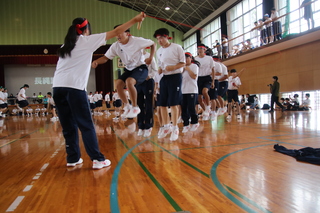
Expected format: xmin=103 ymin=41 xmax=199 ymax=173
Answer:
xmin=1 ymin=109 xmax=320 ymax=213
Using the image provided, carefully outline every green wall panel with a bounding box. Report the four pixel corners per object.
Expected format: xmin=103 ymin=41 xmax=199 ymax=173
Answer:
xmin=1 ymin=0 xmax=184 ymax=45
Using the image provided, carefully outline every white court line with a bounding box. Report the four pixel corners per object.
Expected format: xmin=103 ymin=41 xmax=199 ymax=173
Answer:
xmin=6 ymin=196 xmax=25 ymax=212
xmin=40 ymin=163 xmax=49 ymax=172
xmin=23 ymin=185 xmax=33 ymax=192
xmin=32 ymin=176 xmax=40 ymax=180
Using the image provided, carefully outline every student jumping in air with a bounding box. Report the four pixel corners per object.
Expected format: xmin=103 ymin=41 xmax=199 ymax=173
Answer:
xmin=92 ymin=24 xmax=155 ymax=119
xmin=154 ymin=28 xmax=185 ymax=141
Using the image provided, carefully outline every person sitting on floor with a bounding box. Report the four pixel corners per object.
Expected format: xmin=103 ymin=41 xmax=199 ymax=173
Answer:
xmin=288 ymin=94 xmax=299 ymax=110
xmin=299 ymin=93 xmax=311 ymax=110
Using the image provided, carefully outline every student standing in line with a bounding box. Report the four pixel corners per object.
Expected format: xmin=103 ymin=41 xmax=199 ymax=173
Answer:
xmin=47 ymin=92 xmax=58 ymax=121
xmin=181 ymin=52 xmax=200 ymax=133
xmin=195 ymin=44 xmax=215 ymax=120
xmin=153 ymin=72 xmax=164 ymax=134
xmin=0 ymin=87 xmax=8 ymax=117
xmin=226 ymin=69 xmax=241 ymax=121
xmin=154 ymin=28 xmax=185 ymax=141
xmin=136 ymin=48 xmax=157 ymax=137
xmin=215 ymin=59 xmax=228 ymax=115
xmin=210 ymin=56 xmax=222 ymax=120
xmin=17 ymin=84 xmax=30 ymax=115
xmin=52 ymin=13 xmax=146 ymax=169
xmin=92 ymin=25 xmax=155 ymax=119
xmin=104 ymin=92 xmax=111 ymax=115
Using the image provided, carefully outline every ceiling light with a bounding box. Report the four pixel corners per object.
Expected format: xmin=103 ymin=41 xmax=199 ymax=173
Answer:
xmin=165 ymin=6 xmax=170 ymax=10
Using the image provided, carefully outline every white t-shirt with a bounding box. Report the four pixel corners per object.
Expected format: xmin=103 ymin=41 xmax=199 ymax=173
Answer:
xmin=93 ymin=93 xmax=99 ymax=102
xmin=218 ymin=62 xmax=228 ymax=82
xmin=112 ymin=93 xmax=120 ymax=101
xmin=0 ymin=91 xmax=5 ymax=104
xmin=3 ymin=92 xmax=8 ymax=103
xmin=105 ymin=94 xmax=110 ymax=102
xmin=48 ymin=97 xmax=55 ymax=105
xmin=88 ymin=94 xmax=94 ymax=103
xmin=182 ymin=63 xmax=198 ymax=94
xmin=156 ymin=43 xmax=185 ymax=75
xmin=98 ymin=93 xmax=103 ymax=100
xmin=213 ymin=61 xmax=222 ymax=80
xmin=53 ymin=33 xmax=106 ymax=91
xmin=270 ymin=11 xmax=279 ymax=20
xmin=228 ymin=76 xmax=241 ymax=90
xmin=105 ymin=36 xmax=154 ymax=71
xmin=144 ymin=52 xmax=157 ymax=79
xmin=265 ymin=18 xmax=273 ymax=27
xmin=302 ymin=99 xmax=310 ymax=106
xmin=17 ymin=88 xmax=26 ymax=101
xmin=195 ymin=55 xmax=214 ymax=76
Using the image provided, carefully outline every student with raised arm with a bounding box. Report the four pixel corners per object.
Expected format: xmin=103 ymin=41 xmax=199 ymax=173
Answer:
xmin=53 ymin=13 xmax=146 ymax=169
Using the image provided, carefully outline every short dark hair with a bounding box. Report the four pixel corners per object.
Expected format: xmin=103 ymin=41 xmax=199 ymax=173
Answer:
xmin=153 ymin=28 xmax=169 ymax=38
xmin=273 ymin=76 xmax=278 ymax=81
xmin=47 ymin=92 xmax=52 ymax=96
xmin=23 ymin=84 xmax=29 ymax=88
xmin=114 ymin=24 xmax=130 ymax=32
xmin=306 ymin=93 xmax=310 ymax=97
xmin=230 ymin=69 xmax=237 ymax=73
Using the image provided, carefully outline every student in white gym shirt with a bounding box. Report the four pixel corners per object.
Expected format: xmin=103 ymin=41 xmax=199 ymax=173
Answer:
xmin=154 ymin=28 xmax=185 ymax=141
xmin=52 ymin=13 xmax=145 ymax=169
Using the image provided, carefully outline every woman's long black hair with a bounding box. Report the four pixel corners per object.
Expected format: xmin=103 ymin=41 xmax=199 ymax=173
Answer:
xmin=58 ymin=17 xmax=91 ymax=58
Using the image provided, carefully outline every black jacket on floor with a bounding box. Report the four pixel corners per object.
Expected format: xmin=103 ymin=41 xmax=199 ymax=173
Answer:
xmin=274 ymin=144 xmax=320 ymax=165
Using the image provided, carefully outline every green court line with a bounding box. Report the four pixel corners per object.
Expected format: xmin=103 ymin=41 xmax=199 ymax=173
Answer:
xmin=150 ymin=140 xmax=273 ymax=212
xmin=224 ymin=184 xmax=272 ymax=213
xmin=110 ymin=129 xmax=182 ymax=213
xmin=134 ymin=140 xmax=283 ymax=154
xmin=150 ymin=140 xmax=210 ymax=178
xmin=210 ymin=143 xmax=275 ymax=213
xmin=0 ymin=129 xmax=39 ymax=148
xmin=0 ymin=130 xmax=23 ymax=140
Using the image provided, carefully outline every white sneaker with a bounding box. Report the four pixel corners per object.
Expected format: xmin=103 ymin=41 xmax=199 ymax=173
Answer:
xmin=137 ymin=129 xmax=144 ymax=136
xmin=143 ymin=128 xmax=152 ymax=137
xmin=158 ymin=125 xmax=172 ymax=139
xmin=210 ymin=111 xmax=217 ymax=120
xmin=67 ymin=158 xmax=83 ymax=167
xmin=121 ymin=105 xmax=131 ymax=118
xmin=170 ymin=127 xmax=179 ymax=141
xmin=182 ymin=125 xmax=190 ymax=133
xmin=236 ymin=114 xmax=241 ymax=119
xmin=226 ymin=115 xmax=231 ymax=120
xmin=217 ymin=108 xmax=223 ymax=115
xmin=126 ymin=106 xmax=141 ymax=118
xmin=223 ymin=107 xmax=228 ymax=114
xmin=158 ymin=127 xmax=164 ymax=136
xmin=202 ymin=110 xmax=209 ymax=117
xmin=190 ymin=123 xmax=200 ymax=131
xmin=92 ymin=159 xmax=111 ymax=169
xmin=202 ymin=115 xmax=209 ymax=121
